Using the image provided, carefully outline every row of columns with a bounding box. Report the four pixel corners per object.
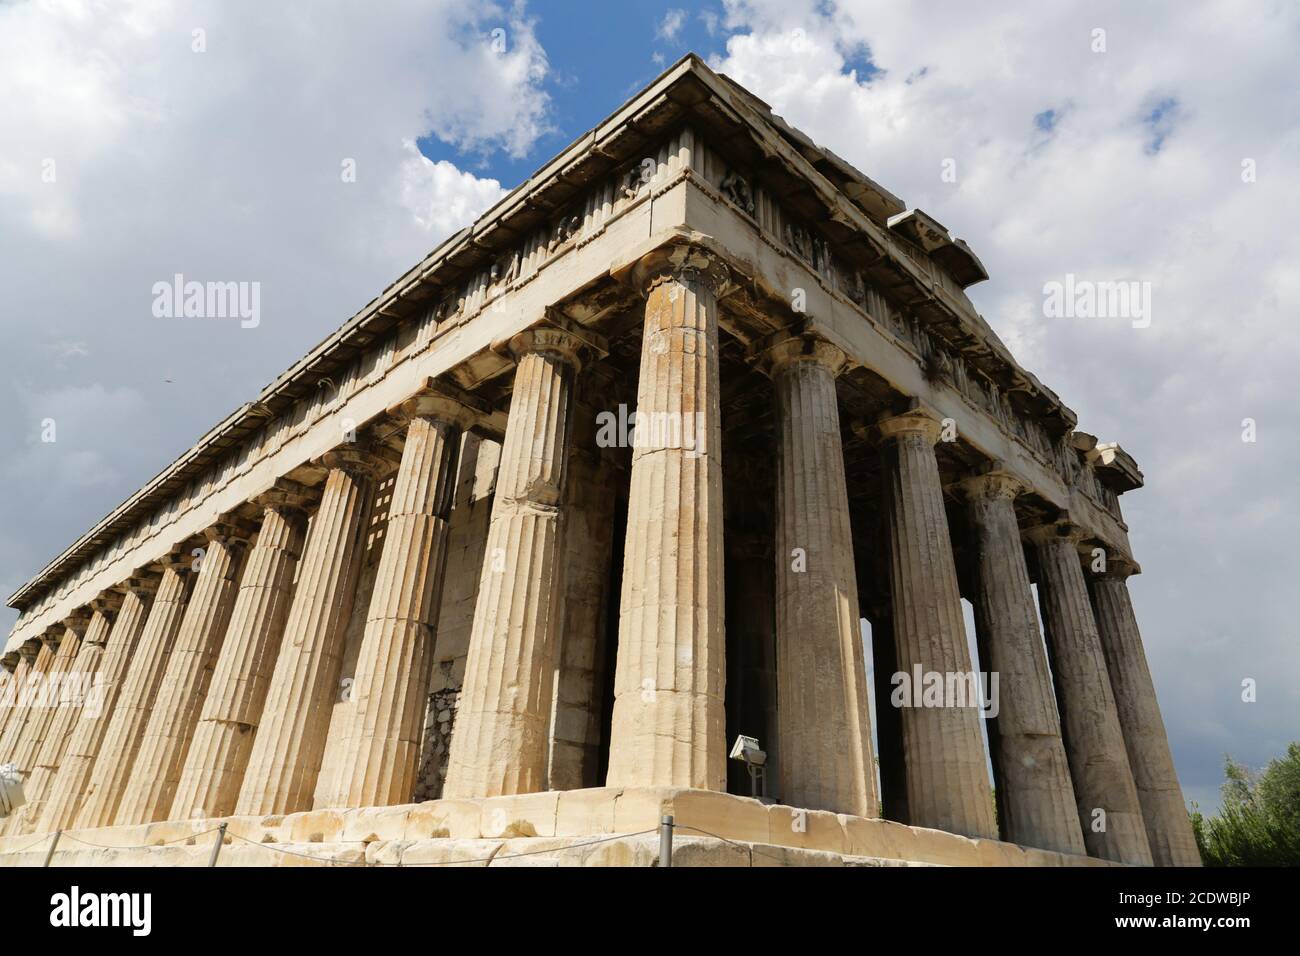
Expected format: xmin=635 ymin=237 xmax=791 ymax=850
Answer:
xmin=742 ymin=328 xmax=1195 ymax=865
xmin=875 ymin=406 xmax=1198 ymax=865
xmin=0 ymin=337 xmax=587 ymax=830
xmin=0 ymin=248 xmax=1196 ymax=866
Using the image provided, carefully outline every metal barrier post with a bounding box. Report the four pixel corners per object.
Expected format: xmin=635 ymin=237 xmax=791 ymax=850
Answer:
xmin=42 ymin=829 xmax=61 ymax=867
xmin=659 ymin=814 xmax=673 ymax=868
xmin=208 ymin=822 xmax=228 ymax=867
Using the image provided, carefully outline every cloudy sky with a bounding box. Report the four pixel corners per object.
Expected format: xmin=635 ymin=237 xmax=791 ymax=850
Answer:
xmin=2 ymin=0 xmax=1295 ymax=816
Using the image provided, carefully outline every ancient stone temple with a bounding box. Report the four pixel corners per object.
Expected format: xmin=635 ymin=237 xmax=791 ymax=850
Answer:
xmin=0 ymin=56 xmax=1198 ymax=867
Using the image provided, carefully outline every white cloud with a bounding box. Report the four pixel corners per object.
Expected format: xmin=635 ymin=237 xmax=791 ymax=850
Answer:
xmin=0 ymin=0 xmax=549 ymax=614
xmin=399 ymin=141 xmax=506 ymax=237
xmin=658 ymin=8 xmax=688 ymax=42
xmin=712 ymin=0 xmax=1300 ymax=809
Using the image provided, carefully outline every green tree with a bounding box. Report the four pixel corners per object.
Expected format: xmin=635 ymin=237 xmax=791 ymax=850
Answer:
xmin=1191 ymin=742 xmax=1300 ymax=866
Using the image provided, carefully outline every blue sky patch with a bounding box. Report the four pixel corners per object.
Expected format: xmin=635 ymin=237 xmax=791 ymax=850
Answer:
xmin=1142 ymin=95 xmax=1181 ymax=154
xmin=417 ymin=1 xmax=734 ymax=188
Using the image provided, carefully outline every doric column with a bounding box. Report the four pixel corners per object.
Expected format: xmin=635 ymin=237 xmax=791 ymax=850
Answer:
xmin=171 ymin=482 xmax=311 ymax=819
xmin=1 ymin=647 xmax=43 ymax=763
xmin=337 ymin=385 xmax=485 ymax=807
xmin=765 ymin=337 xmax=875 ymax=816
xmin=38 ymin=582 xmax=152 ymax=833
xmin=443 ymin=325 xmax=591 ymax=798
xmin=1090 ymin=559 xmax=1201 ymax=866
xmin=14 ymin=601 xmax=118 ymax=833
xmin=0 ymin=640 xmax=51 ymax=764
xmin=0 ymin=658 xmax=16 ymax=748
xmin=6 ymin=616 xmax=88 ymax=783
xmin=235 ymin=449 xmax=379 ymax=816
xmin=76 ymin=561 xmax=189 ymax=829
xmin=606 ymin=249 xmax=729 ymax=791
xmin=960 ymin=474 xmax=1085 ymax=854
xmin=878 ymin=406 xmax=996 ymax=839
xmin=1028 ymin=522 xmax=1152 ymax=865
xmin=115 ymin=527 xmax=248 ymax=825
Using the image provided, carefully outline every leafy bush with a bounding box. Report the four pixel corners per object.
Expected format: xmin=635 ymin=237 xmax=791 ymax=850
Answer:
xmin=1191 ymin=742 xmax=1300 ymax=866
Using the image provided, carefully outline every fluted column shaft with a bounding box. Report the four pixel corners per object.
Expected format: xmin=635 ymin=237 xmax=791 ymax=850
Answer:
xmin=606 ymin=258 xmax=728 ymax=791
xmin=0 ymin=660 xmax=23 ymax=750
xmin=116 ymin=535 xmax=244 ymax=825
xmin=1 ymin=652 xmax=43 ymax=763
xmin=39 ymin=587 xmax=151 ymax=832
xmin=0 ymin=627 xmax=81 ymax=835
xmin=0 ymin=643 xmax=53 ymax=764
xmin=338 ymin=396 xmax=473 ymax=807
xmin=76 ymin=564 xmax=189 ymax=828
xmin=171 ymin=496 xmax=307 ymax=819
xmin=444 ymin=332 xmax=581 ymax=798
xmin=0 ymin=642 xmax=48 ymax=764
xmin=1030 ymin=526 xmax=1153 ymax=864
xmin=14 ymin=609 xmax=115 ymax=833
xmin=236 ymin=455 xmax=375 ymax=816
xmin=770 ymin=341 xmax=876 ymax=816
xmin=879 ymin=409 xmax=996 ymax=839
xmin=1090 ymin=567 xmax=1200 ymax=866
xmin=962 ymin=476 xmax=1085 ymax=854
xmin=8 ymin=624 xmax=85 ymax=780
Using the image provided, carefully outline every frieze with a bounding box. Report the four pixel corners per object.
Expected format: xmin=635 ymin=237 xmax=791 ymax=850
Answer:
xmin=708 ymin=148 xmax=1121 ymax=523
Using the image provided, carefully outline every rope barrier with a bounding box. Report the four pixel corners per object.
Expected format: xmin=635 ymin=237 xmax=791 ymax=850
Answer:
xmin=57 ymin=825 xmax=225 ymax=851
xmin=401 ymin=827 xmax=661 ymax=867
xmin=12 ymin=815 xmax=798 ymax=867
xmin=225 ymin=831 xmax=370 ymax=866
xmin=225 ymin=826 xmax=662 ymax=867
xmin=0 ymin=831 xmax=54 ymax=855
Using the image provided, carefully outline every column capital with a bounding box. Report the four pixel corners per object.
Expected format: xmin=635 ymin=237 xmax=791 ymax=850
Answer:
xmin=877 ymin=403 xmax=945 ymax=446
xmin=17 ymin=638 xmax=42 ymax=663
xmin=251 ymin=477 xmax=315 ymax=515
xmin=41 ymin=624 xmax=67 ymax=648
xmin=124 ymin=569 xmax=164 ymax=597
xmin=957 ymin=467 xmax=1024 ymax=501
xmin=150 ymin=547 xmax=194 ymax=574
xmin=391 ymin=377 xmax=493 ymax=430
xmin=1024 ymin=519 xmax=1087 ymax=548
xmin=0 ymin=654 xmax=17 ymax=673
xmin=204 ymin=516 xmax=258 ymax=549
xmin=90 ymin=591 xmax=124 ymax=616
xmin=492 ymin=313 xmax=607 ymax=372
xmin=754 ymin=332 xmax=849 ymax=379
xmin=629 ymin=241 xmax=732 ymax=298
xmin=64 ymin=607 xmax=92 ymax=629
xmin=1093 ymin=553 xmax=1141 ymax=580
xmin=317 ymin=443 xmax=395 ymax=480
